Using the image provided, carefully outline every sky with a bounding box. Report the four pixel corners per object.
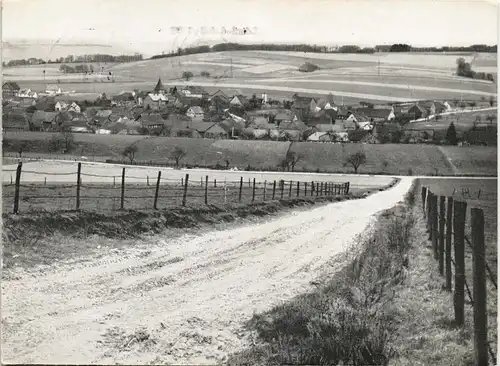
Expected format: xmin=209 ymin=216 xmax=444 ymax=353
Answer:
xmin=2 ymin=0 xmax=499 ymax=56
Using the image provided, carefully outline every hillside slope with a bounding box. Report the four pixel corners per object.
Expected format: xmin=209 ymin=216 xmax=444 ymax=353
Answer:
xmin=3 ymin=132 xmax=496 ymax=176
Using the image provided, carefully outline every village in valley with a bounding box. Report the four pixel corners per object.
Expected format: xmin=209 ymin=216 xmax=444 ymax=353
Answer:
xmin=3 ymin=75 xmax=494 ymax=146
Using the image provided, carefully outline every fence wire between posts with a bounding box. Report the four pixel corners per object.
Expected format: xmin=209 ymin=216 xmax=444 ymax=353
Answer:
xmin=5 ymin=162 xmax=351 ymax=213
xmin=421 ymin=187 xmax=497 ymax=366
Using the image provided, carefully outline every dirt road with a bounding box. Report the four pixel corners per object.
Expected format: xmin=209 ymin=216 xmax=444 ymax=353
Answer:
xmin=2 ymin=178 xmax=414 ymax=365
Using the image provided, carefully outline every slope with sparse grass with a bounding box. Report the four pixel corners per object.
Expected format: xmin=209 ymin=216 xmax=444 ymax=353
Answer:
xmin=228 ymin=182 xmax=418 ymax=365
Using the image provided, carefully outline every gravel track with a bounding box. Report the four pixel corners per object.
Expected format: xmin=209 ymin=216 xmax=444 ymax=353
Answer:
xmin=2 ymin=178 xmax=414 ymax=364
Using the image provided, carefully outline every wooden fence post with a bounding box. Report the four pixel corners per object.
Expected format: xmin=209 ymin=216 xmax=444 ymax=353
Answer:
xmin=426 ymin=190 xmax=432 ymax=233
xmin=252 ymin=178 xmax=256 ymax=202
xmin=320 ymin=182 xmax=323 ymax=196
xmin=304 ymin=182 xmax=308 ymax=196
xmin=346 ymin=182 xmax=350 ymax=194
xmin=280 ymin=180 xmax=284 ymax=199
xmin=421 ymin=187 xmax=427 ymax=213
xmin=113 ymin=176 xmax=116 ymax=186
xmin=427 ymin=192 xmax=433 ymax=239
xmin=316 ymin=182 xmax=319 ymax=196
xmin=120 ymin=167 xmax=125 ymax=210
xmin=147 ymin=175 xmax=150 ymax=186
xmin=205 ymin=175 xmax=209 ymax=205
xmin=248 ymin=178 xmax=251 ymax=188
xmin=453 ymin=200 xmax=467 ymax=327
xmin=239 ymin=177 xmax=243 ymax=202
xmin=154 ymin=171 xmax=161 ymax=209
xmin=13 ymin=162 xmax=22 ymax=214
xmin=296 ymin=181 xmax=300 ymax=197
xmin=288 ymin=180 xmax=292 ymax=198
xmin=432 ymin=194 xmax=439 ymax=260
xmin=439 ymin=196 xmax=446 ymax=275
xmin=263 ymin=180 xmax=267 ymax=201
xmin=76 ymin=162 xmax=82 ymax=210
xmin=446 ymin=196 xmax=453 ymax=292
xmin=471 ymin=208 xmax=488 ymax=366
xmin=272 ymin=180 xmax=276 ymax=200
xmin=182 ymin=173 xmax=189 ymax=207
xmin=214 ymin=179 xmax=216 ymax=188
xmin=311 ymin=181 xmax=314 ymax=196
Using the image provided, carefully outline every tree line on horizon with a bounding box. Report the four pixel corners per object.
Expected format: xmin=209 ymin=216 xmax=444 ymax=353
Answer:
xmin=150 ymin=42 xmax=497 ymax=59
xmin=3 ymin=53 xmax=144 ymax=67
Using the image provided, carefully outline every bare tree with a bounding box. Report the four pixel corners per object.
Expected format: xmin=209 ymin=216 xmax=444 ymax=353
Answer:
xmin=122 ymin=144 xmax=138 ymax=163
xmin=12 ymin=140 xmax=28 ymax=158
xmin=381 ymin=160 xmax=389 ymax=172
xmin=182 ymin=71 xmax=193 ymax=81
xmin=286 ymin=151 xmax=303 ymax=172
xmin=170 ymin=146 xmax=187 ymax=168
xmin=344 ymin=151 xmax=367 ymax=174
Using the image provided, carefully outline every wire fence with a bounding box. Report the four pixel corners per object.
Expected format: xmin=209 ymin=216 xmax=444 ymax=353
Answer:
xmin=3 ymin=162 xmax=351 ymax=213
xmin=421 ymin=187 xmax=497 ymax=365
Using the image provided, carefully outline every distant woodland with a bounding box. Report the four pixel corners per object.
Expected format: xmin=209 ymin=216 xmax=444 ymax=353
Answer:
xmin=3 ymin=53 xmax=143 ymax=67
xmin=150 ymin=43 xmax=497 ymax=59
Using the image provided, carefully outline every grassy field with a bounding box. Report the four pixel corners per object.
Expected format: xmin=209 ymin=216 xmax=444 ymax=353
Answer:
xmin=4 ymin=50 xmax=497 ymax=103
xmin=4 ymin=132 xmax=497 ymax=176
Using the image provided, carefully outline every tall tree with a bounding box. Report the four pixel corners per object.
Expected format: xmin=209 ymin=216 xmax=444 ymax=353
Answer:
xmin=445 ymin=122 xmax=458 ymax=145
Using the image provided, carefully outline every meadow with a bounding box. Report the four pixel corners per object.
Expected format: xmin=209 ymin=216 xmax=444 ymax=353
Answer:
xmin=3 ymin=132 xmax=497 ymax=176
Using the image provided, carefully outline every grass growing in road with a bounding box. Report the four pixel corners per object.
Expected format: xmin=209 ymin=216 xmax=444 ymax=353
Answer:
xmin=228 ymin=182 xmax=418 ymax=365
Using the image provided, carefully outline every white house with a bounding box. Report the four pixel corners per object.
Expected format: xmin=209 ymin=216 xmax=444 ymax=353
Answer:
xmin=186 ymin=106 xmax=204 ymax=120
xmin=55 ymin=101 xmax=69 ymax=111
xmin=95 ymin=128 xmax=112 ymax=135
xmin=16 ymin=88 xmax=38 ymax=99
xmin=67 ymin=102 xmax=81 ymax=113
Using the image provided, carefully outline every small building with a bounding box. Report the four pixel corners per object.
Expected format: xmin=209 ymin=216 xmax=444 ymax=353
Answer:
xmin=45 ymin=85 xmax=62 ymax=96
xmin=31 ymin=111 xmax=58 ymax=131
xmin=3 ymin=82 xmax=20 ymax=100
xmin=229 ymin=94 xmax=250 ymax=108
xmin=55 ymin=101 xmax=69 ymax=111
xmin=16 ymin=88 xmax=38 ymax=99
xmin=143 ymin=93 xmax=168 ymax=110
xmin=186 ymin=106 xmax=205 ymax=120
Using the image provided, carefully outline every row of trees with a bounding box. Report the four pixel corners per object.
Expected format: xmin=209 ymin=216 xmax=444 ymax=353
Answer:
xmin=3 ymin=53 xmax=143 ymax=68
xmin=151 ymin=42 xmax=499 ymax=60
xmin=375 ymin=44 xmax=497 ymax=53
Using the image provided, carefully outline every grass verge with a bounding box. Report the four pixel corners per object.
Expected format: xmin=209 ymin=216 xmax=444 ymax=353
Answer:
xmin=227 ymin=180 xmax=418 ymax=365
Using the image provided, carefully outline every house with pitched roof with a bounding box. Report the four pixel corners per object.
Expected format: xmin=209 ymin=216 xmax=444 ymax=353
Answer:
xmin=229 ymin=94 xmax=250 ymax=108
xmin=143 ymin=93 xmax=168 ymax=110
xmin=408 ymin=104 xmax=429 ymax=120
xmin=3 ymin=82 xmax=20 ymax=100
xmin=31 ymin=111 xmax=58 ymax=131
xmin=45 ymin=85 xmax=62 ymax=96
xmin=186 ymin=106 xmax=205 ymax=120
xmin=179 ymin=85 xmax=208 ymax=99
xmin=292 ymin=94 xmax=318 ymax=119
xmin=16 ymin=88 xmax=38 ymax=99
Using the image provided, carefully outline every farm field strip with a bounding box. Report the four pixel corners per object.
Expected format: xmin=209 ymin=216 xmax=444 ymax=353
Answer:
xmin=248 ymin=78 xmax=497 ymax=96
xmin=2 ymin=161 xmax=395 ymax=188
xmin=160 ymin=80 xmax=416 ymax=102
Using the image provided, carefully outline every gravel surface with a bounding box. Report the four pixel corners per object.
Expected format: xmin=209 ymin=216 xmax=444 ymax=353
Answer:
xmin=2 ymin=177 xmax=414 ymax=364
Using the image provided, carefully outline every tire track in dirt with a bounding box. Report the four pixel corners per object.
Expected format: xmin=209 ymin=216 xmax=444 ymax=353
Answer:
xmin=2 ymin=178 xmax=414 ymax=365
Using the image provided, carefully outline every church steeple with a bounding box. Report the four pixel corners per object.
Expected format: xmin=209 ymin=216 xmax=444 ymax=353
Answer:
xmin=154 ymin=78 xmax=165 ymax=94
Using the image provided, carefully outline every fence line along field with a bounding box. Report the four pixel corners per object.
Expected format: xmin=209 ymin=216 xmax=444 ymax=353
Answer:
xmin=420 ymin=182 xmax=497 ymax=365
xmin=3 ymin=161 xmax=381 ymax=213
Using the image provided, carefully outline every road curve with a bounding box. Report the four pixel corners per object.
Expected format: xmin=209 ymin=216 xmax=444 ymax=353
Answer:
xmin=2 ymin=177 xmax=410 ymax=364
